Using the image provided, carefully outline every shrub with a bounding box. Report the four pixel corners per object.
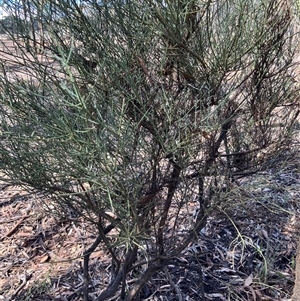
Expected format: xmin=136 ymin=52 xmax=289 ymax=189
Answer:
xmin=0 ymin=1 xmax=299 ymax=300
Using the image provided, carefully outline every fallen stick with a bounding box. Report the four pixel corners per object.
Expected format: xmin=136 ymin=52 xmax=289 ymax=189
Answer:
xmin=1 ymin=215 xmax=30 ymax=240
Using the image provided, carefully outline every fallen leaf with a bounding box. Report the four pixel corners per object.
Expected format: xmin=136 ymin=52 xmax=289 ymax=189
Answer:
xmin=39 ymin=254 xmax=50 ymax=263
xmin=244 ymin=273 xmax=253 ymax=287
xmin=206 ymin=293 xmax=226 ymax=300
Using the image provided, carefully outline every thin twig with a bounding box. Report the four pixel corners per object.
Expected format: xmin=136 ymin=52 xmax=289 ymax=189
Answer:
xmin=96 ymin=246 xmax=138 ymax=301
xmin=124 ymin=261 xmax=168 ymax=301
xmin=1 ymin=215 xmax=29 ymax=240
xmin=0 ymin=214 xmax=32 ymax=224
xmin=83 ymin=223 xmax=115 ymax=301
xmin=163 ymin=266 xmax=183 ymax=301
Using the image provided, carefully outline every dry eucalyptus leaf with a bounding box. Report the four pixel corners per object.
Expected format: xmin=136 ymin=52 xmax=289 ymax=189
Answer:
xmin=244 ymin=273 xmax=253 ymax=287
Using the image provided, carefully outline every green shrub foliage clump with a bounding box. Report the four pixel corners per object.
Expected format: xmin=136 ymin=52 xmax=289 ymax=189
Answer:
xmin=0 ymin=1 xmax=299 ymax=300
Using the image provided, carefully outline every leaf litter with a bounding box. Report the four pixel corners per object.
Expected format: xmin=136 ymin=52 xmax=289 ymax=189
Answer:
xmin=0 ymin=156 xmax=299 ymax=300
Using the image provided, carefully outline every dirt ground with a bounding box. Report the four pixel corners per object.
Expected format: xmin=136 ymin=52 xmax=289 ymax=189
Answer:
xmin=0 ymin=157 xmax=299 ymax=301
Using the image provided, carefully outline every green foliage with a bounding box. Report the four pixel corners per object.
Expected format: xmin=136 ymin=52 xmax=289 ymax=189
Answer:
xmin=0 ymin=0 xmax=299 ymax=300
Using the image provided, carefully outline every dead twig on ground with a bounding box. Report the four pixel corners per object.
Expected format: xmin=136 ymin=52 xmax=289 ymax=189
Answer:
xmin=1 ymin=215 xmax=30 ymax=240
